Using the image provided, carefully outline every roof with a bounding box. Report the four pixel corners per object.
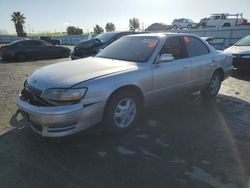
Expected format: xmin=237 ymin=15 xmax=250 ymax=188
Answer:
xmin=127 ymin=32 xmax=198 ymax=38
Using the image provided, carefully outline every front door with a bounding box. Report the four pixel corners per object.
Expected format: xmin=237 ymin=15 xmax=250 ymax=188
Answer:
xmin=153 ymin=36 xmax=192 ymax=103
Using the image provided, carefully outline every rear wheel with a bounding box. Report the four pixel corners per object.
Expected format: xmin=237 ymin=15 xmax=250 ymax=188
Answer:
xmin=200 ymin=71 xmax=223 ymax=99
xmin=200 ymin=22 xmax=206 ymax=28
xmin=16 ymin=53 xmax=27 ymax=62
xmin=223 ymin=23 xmax=231 ymax=27
xmin=103 ymin=90 xmax=142 ymax=133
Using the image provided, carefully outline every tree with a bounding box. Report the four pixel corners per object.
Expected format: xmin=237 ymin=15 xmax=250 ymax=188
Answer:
xmin=11 ymin=11 xmax=26 ymax=37
xmin=105 ymin=22 xmax=115 ymax=32
xmin=66 ymin=26 xmax=83 ymax=35
xmin=93 ymin=25 xmax=104 ymax=34
xmin=129 ymin=18 xmax=140 ymax=31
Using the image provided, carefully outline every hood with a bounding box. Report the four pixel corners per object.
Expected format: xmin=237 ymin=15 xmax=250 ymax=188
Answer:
xmin=76 ymin=38 xmax=101 ymax=49
xmin=225 ymin=45 xmax=250 ymax=54
xmin=27 ymin=57 xmax=138 ymax=90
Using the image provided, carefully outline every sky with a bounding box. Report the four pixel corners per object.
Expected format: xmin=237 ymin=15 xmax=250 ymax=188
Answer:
xmin=0 ymin=0 xmax=250 ymax=34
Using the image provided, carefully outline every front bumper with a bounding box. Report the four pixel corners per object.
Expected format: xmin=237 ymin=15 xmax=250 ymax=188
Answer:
xmin=233 ymin=58 xmax=250 ymax=69
xmin=16 ymin=97 xmax=105 ymax=137
xmin=224 ymin=65 xmax=234 ymax=80
xmin=71 ymin=54 xmax=83 ymax=60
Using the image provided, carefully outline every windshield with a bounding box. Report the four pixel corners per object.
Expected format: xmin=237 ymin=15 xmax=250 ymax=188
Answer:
xmin=235 ymin=35 xmax=250 ymax=46
xmin=9 ymin=40 xmax=24 ymax=46
xmin=96 ymin=36 xmax=159 ymax=62
xmin=94 ymin=32 xmax=117 ymax=43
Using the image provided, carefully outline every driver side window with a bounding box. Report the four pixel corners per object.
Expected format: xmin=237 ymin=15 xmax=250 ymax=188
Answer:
xmin=160 ymin=36 xmax=187 ymax=60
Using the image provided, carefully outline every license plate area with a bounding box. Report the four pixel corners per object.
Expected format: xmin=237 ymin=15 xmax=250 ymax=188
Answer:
xmin=19 ymin=110 xmax=29 ymax=121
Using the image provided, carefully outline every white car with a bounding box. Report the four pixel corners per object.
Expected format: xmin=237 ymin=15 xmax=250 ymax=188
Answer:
xmin=200 ymin=13 xmax=245 ymax=28
xmin=224 ymin=35 xmax=250 ymax=69
xmin=172 ymin=19 xmax=197 ymax=30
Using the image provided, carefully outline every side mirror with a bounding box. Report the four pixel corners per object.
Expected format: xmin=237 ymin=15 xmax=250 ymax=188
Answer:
xmin=157 ymin=54 xmax=174 ymax=63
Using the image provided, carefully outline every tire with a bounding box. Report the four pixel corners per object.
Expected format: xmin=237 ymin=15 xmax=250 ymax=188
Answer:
xmin=103 ymin=90 xmax=142 ymax=133
xmin=16 ymin=53 xmax=27 ymax=62
xmin=200 ymin=71 xmax=223 ymax=99
xmin=201 ymin=22 xmax=206 ymax=28
xmin=60 ymin=50 xmax=69 ymax=58
xmin=222 ymin=23 xmax=231 ymax=27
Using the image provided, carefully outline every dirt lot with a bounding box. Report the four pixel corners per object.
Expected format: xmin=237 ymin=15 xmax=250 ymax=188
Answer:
xmin=0 ymin=53 xmax=250 ymax=188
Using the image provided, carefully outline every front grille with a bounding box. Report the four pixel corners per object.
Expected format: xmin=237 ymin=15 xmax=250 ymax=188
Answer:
xmin=20 ymin=82 xmax=51 ymax=106
xmin=25 ymin=82 xmax=42 ymax=96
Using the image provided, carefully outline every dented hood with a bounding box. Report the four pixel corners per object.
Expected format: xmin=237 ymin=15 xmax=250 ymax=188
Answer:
xmin=27 ymin=57 xmax=138 ymax=90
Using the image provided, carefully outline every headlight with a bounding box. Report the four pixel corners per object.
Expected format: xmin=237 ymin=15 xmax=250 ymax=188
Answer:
xmin=41 ymin=88 xmax=87 ymax=102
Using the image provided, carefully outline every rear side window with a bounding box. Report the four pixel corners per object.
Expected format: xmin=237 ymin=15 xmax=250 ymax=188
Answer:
xmin=20 ymin=40 xmax=43 ymax=47
xmin=184 ymin=36 xmax=209 ymax=57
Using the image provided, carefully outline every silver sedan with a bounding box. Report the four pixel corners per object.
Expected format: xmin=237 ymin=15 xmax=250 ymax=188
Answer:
xmin=16 ymin=33 xmax=233 ymax=137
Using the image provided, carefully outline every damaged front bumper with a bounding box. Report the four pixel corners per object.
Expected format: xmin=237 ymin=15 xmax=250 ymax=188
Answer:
xmin=16 ymin=97 xmax=105 ymax=137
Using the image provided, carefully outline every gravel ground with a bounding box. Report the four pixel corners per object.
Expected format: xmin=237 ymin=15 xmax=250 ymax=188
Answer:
xmin=0 ymin=53 xmax=250 ymax=188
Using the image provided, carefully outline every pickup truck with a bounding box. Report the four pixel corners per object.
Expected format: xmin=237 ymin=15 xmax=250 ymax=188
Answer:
xmin=199 ymin=13 xmax=246 ymax=28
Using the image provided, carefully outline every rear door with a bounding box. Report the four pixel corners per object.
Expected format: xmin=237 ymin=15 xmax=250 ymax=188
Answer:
xmin=183 ymin=36 xmax=213 ymax=89
xmin=152 ymin=36 xmax=192 ymax=102
xmin=19 ymin=40 xmax=43 ymax=58
xmin=38 ymin=41 xmax=57 ymax=58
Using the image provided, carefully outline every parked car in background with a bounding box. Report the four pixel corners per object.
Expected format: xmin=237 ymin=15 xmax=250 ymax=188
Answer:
xmin=146 ymin=23 xmax=172 ymax=31
xmin=40 ymin=36 xmax=61 ymax=45
xmin=16 ymin=33 xmax=233 ymax=137
xmin=171 ymin=18 xmax=197 ymax=30
xmin=201 ymin=37 xmax=229 ymax=50
xmin=0 ymin=39 xmax=70 ymax=61
xmin=71 ymin=31 xmax=135 ymax=60
xmin=224 ymin=35 xmax=250 ymax=69
xmin=199 ymin=13 xmax=246 ymax=28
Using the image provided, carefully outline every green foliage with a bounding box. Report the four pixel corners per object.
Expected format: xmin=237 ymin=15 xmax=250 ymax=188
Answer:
xmin=66 ymin=26 xmax=83 ymax=35
xmin=129 ymin=18 xmax=140 ymax=31
xmin=93 ymin=25 xmax=104 ymax=34
xmin=11 ymin=11 xmax=26 ymax=37
xmin=28 ymin=33 xmax=67 ymax=37
xmin=105 ymin=22 xmax=116 ymax=32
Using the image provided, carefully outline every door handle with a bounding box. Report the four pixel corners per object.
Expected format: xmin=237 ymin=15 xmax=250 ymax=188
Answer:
xmin=183 ymin=65 xmax=190 ymax=69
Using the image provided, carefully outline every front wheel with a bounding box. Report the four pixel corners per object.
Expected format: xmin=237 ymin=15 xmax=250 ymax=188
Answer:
xmin=60 ymin=50 xmax=69 ymax=58
xmin=103 ymin=90 xmax=142 ymax=133
xmin=200 ymin=72 xmax=222 ymax=99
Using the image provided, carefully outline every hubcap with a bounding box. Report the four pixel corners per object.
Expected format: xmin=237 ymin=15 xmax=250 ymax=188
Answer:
xmin=114 ymin=97 xmax=136 ymax=128
xmin=210 ymin=75 xmax=220 ymax=95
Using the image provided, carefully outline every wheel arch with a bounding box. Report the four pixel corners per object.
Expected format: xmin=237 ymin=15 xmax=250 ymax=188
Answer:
xmin=223 ymin=22 xmax=231 ymax=27
xmin=104 ymin=84 xmax=144 ymax=112
xmin=213 ymin=67 xmax=225 ymax=80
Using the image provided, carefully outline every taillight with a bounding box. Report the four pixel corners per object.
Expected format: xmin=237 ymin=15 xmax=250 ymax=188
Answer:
xmin=0 ymin=46 xmax=8 ymax=53
xmin=0 ymin=47 xmax=5 ymax=53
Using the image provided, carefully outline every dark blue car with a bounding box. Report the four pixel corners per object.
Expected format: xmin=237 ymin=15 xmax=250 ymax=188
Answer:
xmin=0 ymin=39 xmax=70 ymax=61
xmin=71 ymin=31 xmax=134 ymax=60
